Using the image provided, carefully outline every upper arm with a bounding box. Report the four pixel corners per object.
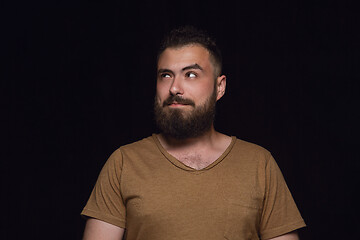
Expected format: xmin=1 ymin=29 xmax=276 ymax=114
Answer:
xmin=260 ymin=155 xmax=305 ymax=238
xmin=83 ymin=218 xmax=125 ymax=240
xmin=265 ymin=231 xmax=299 ymax=240
xmin=81 ymin=150 xmax=126 ymax=230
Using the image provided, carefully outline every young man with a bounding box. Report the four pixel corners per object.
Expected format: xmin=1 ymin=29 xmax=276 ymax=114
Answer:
xmin=81 ymin=26 xmax=306 ymax=240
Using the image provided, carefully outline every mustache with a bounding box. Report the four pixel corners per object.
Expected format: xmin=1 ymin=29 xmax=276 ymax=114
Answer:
xmin=163 ymin=95 xmax=195 ymax=107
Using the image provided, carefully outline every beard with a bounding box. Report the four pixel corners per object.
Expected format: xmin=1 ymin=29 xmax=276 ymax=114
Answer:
xmin=154 ymin=88 xmax=217 ymax=140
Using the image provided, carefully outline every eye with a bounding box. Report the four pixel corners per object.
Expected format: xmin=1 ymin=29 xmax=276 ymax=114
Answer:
xmin=186 ymin=72 xmax=197 ymax=78
xmin=160 ymin=73 xmax=172 ymax=78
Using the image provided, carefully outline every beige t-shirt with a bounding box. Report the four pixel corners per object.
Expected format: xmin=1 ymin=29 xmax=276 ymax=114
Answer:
xmin=81 ymin=135 xmax=305 ymax=239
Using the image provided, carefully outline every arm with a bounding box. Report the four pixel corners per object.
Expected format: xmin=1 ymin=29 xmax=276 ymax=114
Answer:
xmin=83 ymin=218 xmax=125 ymax=240
xmin=267 ymin=231 xmax=299 ymax=240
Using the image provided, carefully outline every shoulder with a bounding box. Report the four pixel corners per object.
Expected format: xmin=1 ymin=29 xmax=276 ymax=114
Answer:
xmin=108 ymin=135 xmax=163 ymax=166
xmin=105 ymin=136 xmax=155 ymax=162
xmin=225 ymin=137 xmax=275 ymax=169
xmin=118 ymin=135 xmax=157 ymax=154
xmin=231 ymin=138 xmax=285 ymax=175
xmin=232 ymin=138 xmax=272 ymax=158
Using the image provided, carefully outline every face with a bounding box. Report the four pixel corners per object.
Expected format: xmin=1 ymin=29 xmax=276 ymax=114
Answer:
xmin=154 ymin=44 xmax=226 ymax=139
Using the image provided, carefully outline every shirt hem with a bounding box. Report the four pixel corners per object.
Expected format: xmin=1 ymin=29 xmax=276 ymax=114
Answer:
xmin=81 ymin=208 xmax=126 ymax=229
xmin=260 ymin=219 xmax=306 ymax=240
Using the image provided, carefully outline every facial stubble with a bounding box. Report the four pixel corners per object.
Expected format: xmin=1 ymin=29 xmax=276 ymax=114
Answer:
xmin=154 ymin=87 xmax=217 ymax=140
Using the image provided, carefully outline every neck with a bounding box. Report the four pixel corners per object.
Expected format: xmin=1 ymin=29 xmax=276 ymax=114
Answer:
xmin=156 ymin=126 xmax=233 ymax=170
xmin=157 ymin=125 xmax=219 ymax=151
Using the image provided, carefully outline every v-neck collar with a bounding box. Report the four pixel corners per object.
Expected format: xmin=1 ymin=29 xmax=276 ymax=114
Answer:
xmin=152 ymin=134 xmax=236 ymax=173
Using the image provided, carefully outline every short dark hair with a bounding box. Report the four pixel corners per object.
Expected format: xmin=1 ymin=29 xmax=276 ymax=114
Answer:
xmin=157 ymin=26 xmax=222 ymax=77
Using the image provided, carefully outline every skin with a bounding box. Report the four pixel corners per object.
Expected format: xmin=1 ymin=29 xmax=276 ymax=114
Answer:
xmin=268 ymin=232 xmax=299 ymax=240
xmin=155 ymin=44 xmax=230 ymax=169
xmin=82 ymin=44 xmax=300 ymax=240
xmin=83 ymin=218 xmax=124 ymax=240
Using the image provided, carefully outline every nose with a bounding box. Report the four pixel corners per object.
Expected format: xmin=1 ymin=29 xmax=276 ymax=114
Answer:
xmin=169 ymin=77 xmax=183 ymax=96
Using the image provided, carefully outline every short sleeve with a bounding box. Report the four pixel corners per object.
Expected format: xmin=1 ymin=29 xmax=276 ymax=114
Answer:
xmin=259 ymin=154 xmax=306 ymax=239
xmin=81 ymin=149 xmax=126 ymax=228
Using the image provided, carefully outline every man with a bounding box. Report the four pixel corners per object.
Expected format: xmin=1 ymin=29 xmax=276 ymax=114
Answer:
xmin=81 ymin=26 xmax=306 ymax=240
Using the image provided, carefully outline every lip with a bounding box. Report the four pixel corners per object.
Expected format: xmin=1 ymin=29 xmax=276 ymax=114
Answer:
xmin=168 ymin=102 xmax=188 ymax=107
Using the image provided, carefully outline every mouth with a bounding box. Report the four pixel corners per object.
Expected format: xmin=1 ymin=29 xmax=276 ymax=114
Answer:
xmin=162 ymin=96 xmax=195 ymax=108
xmin=168 ymin=102 xmax=189 ymax=107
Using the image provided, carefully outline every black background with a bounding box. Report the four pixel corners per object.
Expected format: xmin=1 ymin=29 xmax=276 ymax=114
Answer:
xmin=2 ymin=1 xmax=359 ymax=239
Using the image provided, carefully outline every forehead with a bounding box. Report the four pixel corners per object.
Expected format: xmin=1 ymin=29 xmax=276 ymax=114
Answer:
xmin=157 ymin=45 xmax=212 ymax=69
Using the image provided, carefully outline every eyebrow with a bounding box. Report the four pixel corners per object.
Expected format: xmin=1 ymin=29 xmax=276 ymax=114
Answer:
xmin=157 ymin=64 xmax=203 ymax=75
xmin=157 ymin=68 xmax=174 ymax=75
xmin=182 ymin=63 xmax=203 ymax=71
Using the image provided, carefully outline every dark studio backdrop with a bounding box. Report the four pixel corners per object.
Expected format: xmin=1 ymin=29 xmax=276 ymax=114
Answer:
xmin=2 ymin=1 xmax=359 ymax=239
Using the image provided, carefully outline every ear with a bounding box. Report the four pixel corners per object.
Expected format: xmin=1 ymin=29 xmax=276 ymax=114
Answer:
xmin=216 ymin=75 xmax=226 ymax=101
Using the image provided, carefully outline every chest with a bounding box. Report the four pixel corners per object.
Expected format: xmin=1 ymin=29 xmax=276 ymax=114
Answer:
xmin=169 ymin=150 xmax=220 ymax=170
xmin=121 ymin=166 xmax=264 ymax=240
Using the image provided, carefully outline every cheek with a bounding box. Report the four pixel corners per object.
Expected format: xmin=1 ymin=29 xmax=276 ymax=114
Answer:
xmin=155 ymin=87 xmax=170 ymax=106
xmin=154 ymin=93 xmax=163 ymax=105
xmin=191 ymin=83 xmax=215 ymax=101
xmin=156 ymin=79 xmax=172 ymax=92
xmin=156 ymin=84 xmax=167 ymax=100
